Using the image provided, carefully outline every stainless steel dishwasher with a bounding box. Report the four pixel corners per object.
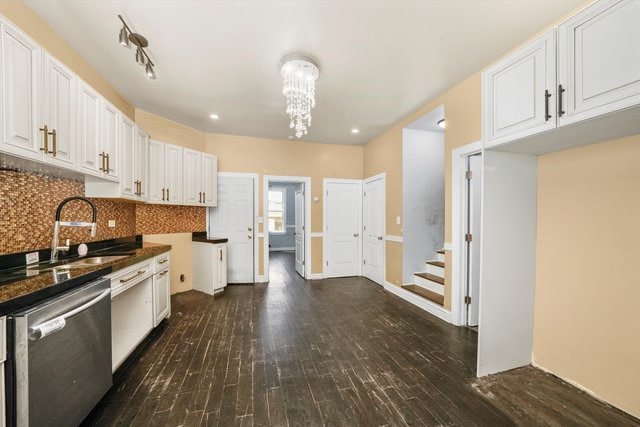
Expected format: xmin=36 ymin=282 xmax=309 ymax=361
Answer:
xmin=11 ymin=278 xmax=112 ymax=427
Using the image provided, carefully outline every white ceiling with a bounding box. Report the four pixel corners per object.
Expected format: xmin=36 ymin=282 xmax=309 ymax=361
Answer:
xmin=24 ymin=0 xmax=583 ymax=145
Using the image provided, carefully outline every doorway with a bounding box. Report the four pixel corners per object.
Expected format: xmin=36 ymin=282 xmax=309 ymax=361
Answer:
xmin=208 ymin=173 xmax=259 ymax=283
xmin=263 ymin=176 xmax=311 ymax=282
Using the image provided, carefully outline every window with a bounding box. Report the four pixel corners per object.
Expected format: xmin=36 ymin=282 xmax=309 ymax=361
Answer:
xmin=268 ymin=188 xmax=286 ymax=233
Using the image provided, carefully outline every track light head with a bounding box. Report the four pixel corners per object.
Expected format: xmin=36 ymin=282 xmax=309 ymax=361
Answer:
xmin=145 ymin=63 xmax=156 ymax=79
xmin=119 ymin=26 xmax=130 ymax=48
xmin=135 ymin=47 xmax=146 ymax=65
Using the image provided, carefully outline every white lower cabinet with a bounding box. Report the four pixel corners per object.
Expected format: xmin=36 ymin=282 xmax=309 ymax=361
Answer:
xmin=152 ymin=253 xmax=171 ymax=327
xmin=192 ymin=242 xmax=227 ymax=295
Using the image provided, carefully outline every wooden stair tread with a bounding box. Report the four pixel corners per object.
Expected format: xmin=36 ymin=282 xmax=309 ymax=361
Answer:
xmin=437 ymin=249 xmax=445 ymax=254
xmin=402 ymin=284 xmax=445 ymax=306
xmin=414 ymin=272 xmax=444 ymax=285
xmin=426 ymin=260 xmax=445 ymax=268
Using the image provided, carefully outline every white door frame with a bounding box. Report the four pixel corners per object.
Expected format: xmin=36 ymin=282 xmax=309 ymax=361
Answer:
xmin=263 ymin=175 xmax=312 ymax=281
xmin=207 ymin=172 xmax=260 ymax=283
xmin=451 ymin=140 xmax=483 ymax=326
xmin=323 ymin=178 xmax=363 ymax=278
xmin=363 ymin=173 xmax=386 ymax=285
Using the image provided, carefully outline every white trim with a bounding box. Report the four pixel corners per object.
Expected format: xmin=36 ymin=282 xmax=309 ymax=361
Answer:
xmin=285 ymin=224 xmax=295 ymax=228
xmin=258 ymin=232 xmax=265 ymax=238
xmin=263 ymin=175 xmax=312 ymax=281
xmin=309 ymin=273 xmax=324 ymax=280
xmin=256 ymin=275 xmax=267 ymax=283
xmin=363 ymin=172 xmax=386 ymax=184
xmin=310 ymin=232 xmax=323 ymax=238
xmin=323 ymin=178 xmax=364 ymax=279
xmin=213 ymin=172 xmax=260 ymax=283
xmin=383 ymin=281 xmax=453 ymax=323
xmin=443 ymin=242 xmax=452 ymax=251
xmin=385 ymin=235 xmax=403 ymax=243
xmin=451 ymin=140 xmax=482 ymax=326
xmin=269 ymin=247 xmax=295 ymax=252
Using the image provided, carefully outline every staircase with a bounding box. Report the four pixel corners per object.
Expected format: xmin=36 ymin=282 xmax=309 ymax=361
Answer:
xmin=402 ymin=249 xmax=445 ymax=306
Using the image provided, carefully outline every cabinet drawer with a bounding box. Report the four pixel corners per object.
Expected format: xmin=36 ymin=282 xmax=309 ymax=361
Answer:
xmin=106 ymin=260 xmax=153 ymax=297
xmin=154 ymin=252 xmax=171 ymax=273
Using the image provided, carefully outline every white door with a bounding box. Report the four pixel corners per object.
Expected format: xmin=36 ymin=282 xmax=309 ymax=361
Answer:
xmin=209 ymin=176 xmax=254 ymax=283
xmin=0 ymin=22 xmax=41 ymax=160
xmin=148 ymin=139 xmax=165 ymax=203
xmin=325 ymin=180 xmax=362 ymax=278
xmin=558 ymin=0 xmax=640 ymax=126
xmin=183 ymin=148 xmax=201 ymax=205
xmin=294 ymin=185 xmax=305 ymax=277
xmin=483 ymin=29 xmax=556 ymax=148
xmin=363 ymin=177 xmax=385 ymax=285
xmin=102 ymin=101 xmax=120 ymax=180
xmin=77 ymin=82 xmax=102 ymax=175
xmin=466 ymin=154 xmax=482 ymax=327
xmin=119 ymin=116 xmax=136 ymax=198
xmin=43 ymin=53 xmax=76 ymax=169
xmin=201 ymin=153 xmax=218 ymax=206
xmin=164 ymin=143 xmax=183 ymax=204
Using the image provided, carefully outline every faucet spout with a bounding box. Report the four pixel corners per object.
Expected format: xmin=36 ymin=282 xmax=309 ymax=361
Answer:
xmin=51 ymin=197 xmax=98 ymax=262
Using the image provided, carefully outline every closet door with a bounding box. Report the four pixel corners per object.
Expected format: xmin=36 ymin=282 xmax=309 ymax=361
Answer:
xmin=483 ymin=29 xmax=556 ymax=148
xmin=0 ymin=22 xmax=41 ymax=160
xmin=558 ymin=0 xmax=640 ymax=126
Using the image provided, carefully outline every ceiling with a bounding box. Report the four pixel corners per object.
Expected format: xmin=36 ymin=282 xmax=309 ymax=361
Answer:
xmin=24 ymin=0 xmax=583 ymax=145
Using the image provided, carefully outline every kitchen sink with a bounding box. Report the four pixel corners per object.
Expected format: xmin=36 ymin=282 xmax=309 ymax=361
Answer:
xmin=33 ymin=255 xmax=130 ymax=272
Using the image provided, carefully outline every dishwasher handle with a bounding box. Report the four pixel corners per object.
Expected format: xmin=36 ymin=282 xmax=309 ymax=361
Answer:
xmin=28 ymin=288 xmax=111 ymax=341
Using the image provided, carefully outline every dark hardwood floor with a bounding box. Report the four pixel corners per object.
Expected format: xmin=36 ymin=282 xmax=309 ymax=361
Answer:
xmin=84 ymin=251 xmax=639 ymax=426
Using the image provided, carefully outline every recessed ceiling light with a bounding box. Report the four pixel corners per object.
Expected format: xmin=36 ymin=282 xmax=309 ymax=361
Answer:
xmin=351 ymin=128 xmax=360 ymax=134
xmin=437 ymin=119 xmax=445 ymax=128
xmin=209 ymin=114 xmax=219 ymax=120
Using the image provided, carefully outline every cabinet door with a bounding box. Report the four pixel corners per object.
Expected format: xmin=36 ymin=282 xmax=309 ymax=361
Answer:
xmin=77 ymin=82 xmax=102 ymax=175
xmin=558 ymin=0 xmax=640 ymax=126
xmin=102 ymin=101 xmax=120 ymax=180
xmin=148 ymin=139 xmax=165 ymax=203
xmin=43 ymin=53 xmax=76 ymax=169
xmin=119 ymin=116 xmax=136 ymax=198
xmin=164 ymin=143 xmax=183 ymax=204
xmin=201 ymin=153 xmax=218 ymax=206
xmin=0 ymin=22 xmax=42 ymax=160
xmin=483 ymin=29 xmax=556 ymax=147
xmin=135 ymin=128 xmax=149 ymax=201
xmin=153 ymin=270 xmax=170 ymax=327
xmin=182 ymin=148 xmax=202 ymax=205
xmin=215 ymin=244 xmax=227 ymax=290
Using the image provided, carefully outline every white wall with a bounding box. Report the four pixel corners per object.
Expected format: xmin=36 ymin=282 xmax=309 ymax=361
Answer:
xmin=402 ymin=128 xmax=445 ymax=283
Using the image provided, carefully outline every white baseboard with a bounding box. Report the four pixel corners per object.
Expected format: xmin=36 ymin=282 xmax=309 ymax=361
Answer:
xmin=309 ymin=273 xmax=324 ymax=280
xmin=256 ymin=275 xmax=267 ymax=283
xmin=383 ymin=281 xmax=453 ymax=324
xmin=269 ymin=247 xmax=295 ymax=252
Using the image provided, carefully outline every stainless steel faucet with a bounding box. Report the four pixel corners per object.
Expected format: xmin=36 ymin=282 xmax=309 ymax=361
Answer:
xmin=51 ymin=196 xmax=97 ymax=262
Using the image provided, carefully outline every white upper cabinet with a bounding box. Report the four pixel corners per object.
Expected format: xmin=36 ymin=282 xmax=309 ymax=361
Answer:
xmin=0 ymin=21 xmax=41 ymax=160
xmin=164 ymin=143 xmax=183 ymax=204
xmin=201 ymin=153 xmax=218 ymax=207
xmin=558 ymin=0 xmax=640 ymax=126
xmin=183 ymin=148 xmax=202 ymax=206
xmin=101 ymin=101 xmax=120 ymax=180
xmin=78 ymin=82 xmax=102 ymax=174
xmin=148 ymin=139 xmax=165 ymax=203
xmin=119 ymin=115 xmax=136 ymax=198
xmin=483 ymin=29 xmax=556 ymax=147
xmin=134 ymin=127 xmax=149 ymax=201
xmin=43 ymin=53 xmax=76 ymax=169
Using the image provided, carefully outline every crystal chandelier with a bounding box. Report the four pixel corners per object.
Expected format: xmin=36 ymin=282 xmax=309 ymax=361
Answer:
xmin=281 ymin=55 xmax=320 ymax=138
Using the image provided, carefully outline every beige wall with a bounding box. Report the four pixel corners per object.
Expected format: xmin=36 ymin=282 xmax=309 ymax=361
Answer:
xmin=363 ymin=73 xmax=482 ymax=292
xmin=533 ymin=135 xmax=640 ymax=417
xmin=135 ymin=109 xmax=206 ymax=152
xmin=0 ymin=1 xmax=133 ymax=118
xmin=143 ymin=233 xmax=194 ymax=294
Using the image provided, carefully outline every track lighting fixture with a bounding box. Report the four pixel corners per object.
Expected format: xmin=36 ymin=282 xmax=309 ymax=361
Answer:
xmin=117 ymin=15 xmax=156 ymax=79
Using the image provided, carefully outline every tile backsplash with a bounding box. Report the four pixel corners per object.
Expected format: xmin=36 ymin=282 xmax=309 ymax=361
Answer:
xmin=0 ymin=170 xmax=206 ymax=255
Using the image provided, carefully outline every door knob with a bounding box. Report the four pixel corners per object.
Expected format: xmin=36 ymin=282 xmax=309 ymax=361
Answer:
xmin=377 ymin=236 xmax=384 ymax=240
xmin=353 ymin=233 xmax=359 ymax=237
xmin=248 ymin=227 xmax=252 ymax=231
xmin=248 ymin=235 xmax=252 ymax=239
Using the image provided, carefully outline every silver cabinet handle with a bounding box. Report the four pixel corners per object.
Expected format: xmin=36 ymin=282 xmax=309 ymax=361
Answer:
xmin=120 ymin=270 xmax=146 ymax=284
xmin=158 ymin=258 xmax=168 ymax=264
xmin=29 ymin=288 xmax=111 ymax=341
xmin=158 ymin=270 xmax=168 ymax=276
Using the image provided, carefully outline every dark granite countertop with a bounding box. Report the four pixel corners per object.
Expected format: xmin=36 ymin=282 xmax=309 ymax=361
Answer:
xmin=192 ymin=231 xmax=228 ymax=244
xmin=0 ymin=242 xmax=171 ymax=316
